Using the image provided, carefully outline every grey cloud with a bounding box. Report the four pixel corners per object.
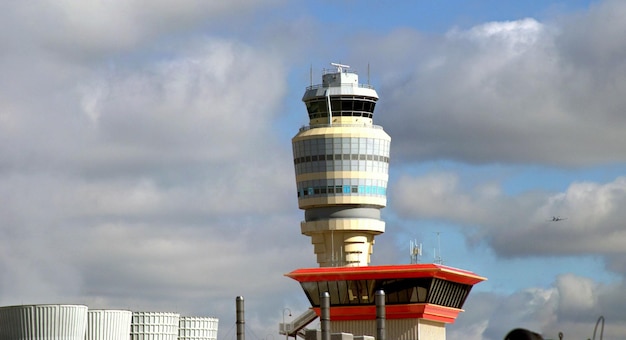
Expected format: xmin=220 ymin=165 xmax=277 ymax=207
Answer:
xmin=1 ymin=38 xmax=290 ymax=175
xmin=450 ymin=288 xmax=557 ymax=340
xmin=488 ymin=177 xmax=626 ymax=258
xmin=450 ymin=274 xmax=626 ymax=340
xmin=354 ymin=2 xmax=626 ymax=166
xmin=391 ymin=173 xmax=626 ymax=262
xmin=0 ymin=1 xmax=283 ymax=59
xmin=0 ymin=13 xmax=305 ymax=331
xmin=5 ymin=0 xmax=626 ymax=338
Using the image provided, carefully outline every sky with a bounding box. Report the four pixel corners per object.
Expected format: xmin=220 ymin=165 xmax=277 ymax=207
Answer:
xmin=1 ymin=0 xmax=626 ymax=339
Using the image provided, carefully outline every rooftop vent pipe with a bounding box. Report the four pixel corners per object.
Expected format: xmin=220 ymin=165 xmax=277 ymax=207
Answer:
xmin=236 ymin=296 xmax=245 ymax=340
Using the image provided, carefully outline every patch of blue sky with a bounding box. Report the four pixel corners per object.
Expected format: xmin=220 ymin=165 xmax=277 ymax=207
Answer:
xmin=388 ymin=219 xmax=620 ymax=293
xmin=390 ymin=160 xmax=626 ymax=197
xmin=278 ymin=63 xmax=341 ymax=141
xmin=388 ymin=160 xmax=515 ymax=199
xmin=275 ymin=72 xmax=309 ymax=140
xmin=499 ymin=164 xmax=626 ymax=196
xmin=471 ymin=254 xmax=621 ymax=294
xmin=299 ymin=1 xmax=596 ymax=34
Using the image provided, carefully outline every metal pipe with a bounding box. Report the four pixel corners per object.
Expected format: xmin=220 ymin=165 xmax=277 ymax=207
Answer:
xmin=236 ymin=296 xmax=245 ymax=340
xmin=326 ymin=90 xmax=332 ymax=125
xmin=320 ymin=292 xmax=330 ymax=340
xmin=592 ymin=315 xmax=605 ymax=340
xmin=376 ymin=290 xmax=385 ymax=340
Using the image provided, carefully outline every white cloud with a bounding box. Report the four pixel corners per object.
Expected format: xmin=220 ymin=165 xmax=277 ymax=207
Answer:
xmin=0 ymin=1 xmax=282 ymax=57
xmin=556 ymin=274 xmax=597 ymax=320
xmin=355 ymin=4 xmax=626 ymax=166
xmin=451 ymin=274 xmax=626 ymax=339
xmin=3 ymin=0 xmax=626 ymax=338
xmin=451 ymin=288 xmax=557 ymax=340
xmin=447 ymin=18 xmax=544 ymax=55
xmin=78 ymin=39 xmax=286 ymax=165
xmin=392 ymin=172 xmax=485 ymax=223
xmin=0 ymin=5 xmax=305 ymax=327
xmin=392 ymin=173 xmax=626 ymax=262
xmin=392 ymin=171 xmax=536 ymax=226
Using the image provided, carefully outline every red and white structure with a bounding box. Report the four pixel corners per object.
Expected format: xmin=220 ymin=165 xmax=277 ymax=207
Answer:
xmin=287 ymin=64 xmax=486 ymax=340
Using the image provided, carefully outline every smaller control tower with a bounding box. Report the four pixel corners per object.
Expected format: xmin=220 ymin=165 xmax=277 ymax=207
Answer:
xmin=292 ymin=63 xmax=390 ymax=267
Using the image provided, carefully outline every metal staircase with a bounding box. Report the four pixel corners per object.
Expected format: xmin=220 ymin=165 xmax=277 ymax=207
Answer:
xmin=279 ymin=309 xmax=318 ymax=338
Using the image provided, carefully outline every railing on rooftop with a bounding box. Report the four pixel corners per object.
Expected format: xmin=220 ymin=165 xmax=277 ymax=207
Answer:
xmin=322 ymin=67 xmax=353 ymax=75
xmin=304 ymin=68 xmax=375 ymax=90
xmin=298 ymin=123 xmax=383 ymax=132
xmin=306 ymin=83 xmax=375 ymax=91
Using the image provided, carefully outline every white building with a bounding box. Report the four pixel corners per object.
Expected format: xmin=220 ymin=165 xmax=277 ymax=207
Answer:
xmin=0 ymin=304 xmax=218 ymax=340
xmin=0 ymin=304 xmax=88 ymax=340
xmin=87 ymin=309 xmax=132 ymax=340
xmin=178 ymin=316 xmax=219 ymax=340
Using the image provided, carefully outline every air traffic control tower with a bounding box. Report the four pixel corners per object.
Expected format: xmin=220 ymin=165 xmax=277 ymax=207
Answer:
xmin=292 ymin=63 xmax=390 ymax=267
xmin=285 ymin=64 xmax=486 ymax=340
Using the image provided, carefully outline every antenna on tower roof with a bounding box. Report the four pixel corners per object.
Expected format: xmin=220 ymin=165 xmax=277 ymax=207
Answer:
xmin=434 ymin=232 xmax=444 ymax=265
xmin=330 ymin=62 xmax=350 ymax=73
xmin=410 ymin=240 xmax=422 ymax=264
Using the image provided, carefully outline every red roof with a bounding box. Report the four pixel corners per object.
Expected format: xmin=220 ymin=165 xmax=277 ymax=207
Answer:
xmin=285 ymin=263 xmax=486 ymax=286
xmin=310 ymin=304 xmax=463 ymax=323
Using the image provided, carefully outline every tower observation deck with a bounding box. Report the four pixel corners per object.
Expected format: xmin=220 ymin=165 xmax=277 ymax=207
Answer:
xmin=292 ymin=63 xmax=391 ymax=267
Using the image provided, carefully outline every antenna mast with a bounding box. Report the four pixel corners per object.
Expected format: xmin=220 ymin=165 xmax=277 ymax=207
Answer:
xmin=434 ymin=232 xmax=444 ymax=265
xmin=410 ymin=240 xmax=422 ymax=264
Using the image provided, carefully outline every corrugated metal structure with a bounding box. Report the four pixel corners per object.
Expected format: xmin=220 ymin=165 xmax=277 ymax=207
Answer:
xmin=130 ymin=311 xmax=180 ymax=340
xmin=0 ymin=304 xmax=88 ymax=340
xmin=0 ymin=304 xmax=217 ymax=340
xmin=86 ymin=309 xmax=132 ymax=340
xmin=178 ymin=316 xmax=219 ymax=340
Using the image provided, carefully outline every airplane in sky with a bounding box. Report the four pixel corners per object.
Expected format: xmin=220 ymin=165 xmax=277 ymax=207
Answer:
xmin=549 ymin=216 xmax=567 ymax=222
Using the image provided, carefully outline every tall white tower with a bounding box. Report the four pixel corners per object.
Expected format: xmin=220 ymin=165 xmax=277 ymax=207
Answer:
xmin=292 ymin=63 xmax=390 ymax=267
xmin=287 ymin=63 xmax=486 ymax=340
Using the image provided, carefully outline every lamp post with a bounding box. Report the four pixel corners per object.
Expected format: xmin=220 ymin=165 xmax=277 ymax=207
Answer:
xmin=282 ymin=308 xmax=292 ymax=340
